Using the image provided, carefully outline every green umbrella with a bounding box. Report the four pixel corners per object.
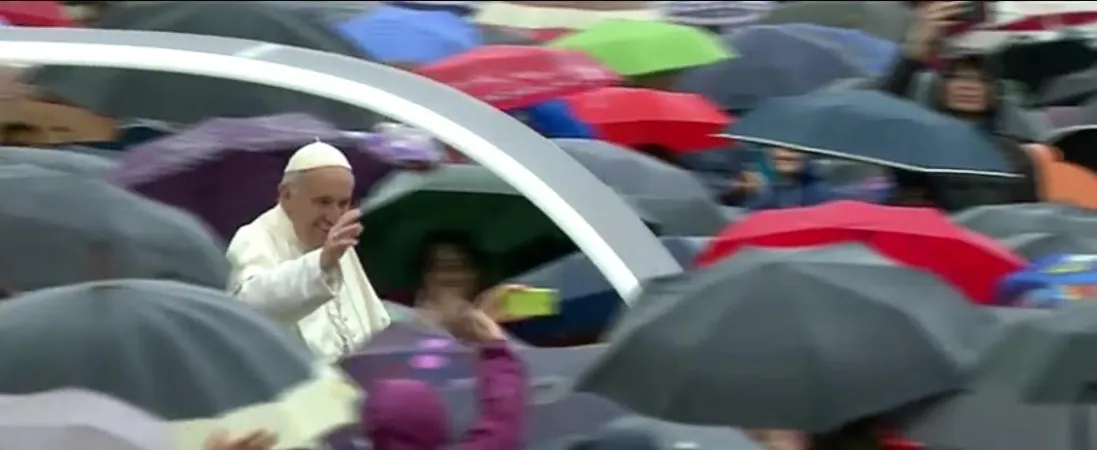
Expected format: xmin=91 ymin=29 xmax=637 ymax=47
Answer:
xmin=548 ymin=20 xmax=733 ymax=77
xmin=359 ymin=165 xmax=570 ymax=295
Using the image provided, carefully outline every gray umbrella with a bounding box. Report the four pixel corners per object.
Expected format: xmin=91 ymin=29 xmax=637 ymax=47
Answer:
xmin=0 ymin=279 xmax=314 ymax=419
xmin=552 ymin=139 xmax=727 ymax=236
xmin=0 ymin=165 xmax=228 ymax=292
xmin=758 ymin=1 xmax=913 ymax=42
xmin=954 ymin=202 xmax=1097 ymax=259
xmin=0 ymin=146 xmax=116 ymax=177
xmin=577 ymin=244 xmax=995 ymax=432
xmin=898 ymin=304 xmax=1097 ymax=450
xmin=28 ymin=2 xmax=380 ymax=128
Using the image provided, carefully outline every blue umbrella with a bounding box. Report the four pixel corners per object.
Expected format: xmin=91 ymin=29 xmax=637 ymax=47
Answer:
xmin=511 ymin=100 xmax=596 ymax=139
xmin=998 ymin=254 xmax=1097 ymax=308
xmin=677 ymin=25 xmax=865 ymax=111
xmin=338 ymin=5 xmax=478 ymax=65
xmin=505 ymin=236 xmax=711 ymax=340
xmin=726 ymin=90 xmax=1021 ymax=177
xmin=778 ymin=23 xmax=898 ymax=75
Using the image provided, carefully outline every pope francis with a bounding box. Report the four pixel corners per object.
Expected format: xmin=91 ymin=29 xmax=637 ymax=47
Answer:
xmin=227 ymin=141 xmax=390 ymax=359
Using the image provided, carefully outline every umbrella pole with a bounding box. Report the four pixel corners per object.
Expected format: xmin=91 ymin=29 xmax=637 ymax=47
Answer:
xmin=1070 ymin=406 xmax=1091 ymax=450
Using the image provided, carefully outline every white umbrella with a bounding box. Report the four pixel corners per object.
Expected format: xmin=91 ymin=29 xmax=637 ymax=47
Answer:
xmin=0 ymin=388 xmax=171 ymax=450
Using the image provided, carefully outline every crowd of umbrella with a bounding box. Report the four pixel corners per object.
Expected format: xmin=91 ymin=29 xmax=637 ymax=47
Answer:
xmin=8 ymin=1 xmax=1097 ymax=450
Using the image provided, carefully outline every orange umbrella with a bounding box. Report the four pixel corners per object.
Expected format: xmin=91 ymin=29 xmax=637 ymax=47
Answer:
xmin=563 ymin=87 xmax=730 ymax=153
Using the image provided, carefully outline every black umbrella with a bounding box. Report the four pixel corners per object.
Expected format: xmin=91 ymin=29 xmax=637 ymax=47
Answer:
xmin=1047 ymin=99 xmax=1097 ymax=171
xmin=0 ymin=146 xmax=116 ymax=177
xmin=996 ymin=36 xmax=1097 ymax=96
xmin=1033 ymin=65 xmax=1097 ymax=107
xmin=576 ymin=244 xmax=995 ymax=432
xmin=0 ymin=164 xmax=228 ymax=291
xmin=954 ymin=203 xmax=1097 ymax=259
xmin=260 ymin=1 xmax=380 ymax=25
xmin=758 ymin=1 xmax=913 ymax=42
xmin=552 ymin=139 xmax=727 ymax=236
xmin=28 ymin=2 xmax=380 ymax=129
xmin=902 ymin=302 xmax=1097 ymax=450
xmin=0 ymin=280 xmax=347 ymax=421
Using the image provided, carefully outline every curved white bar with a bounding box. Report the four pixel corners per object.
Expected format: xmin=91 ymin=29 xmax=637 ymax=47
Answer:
xmin=0 ymin=28 xmax=683 ymax=303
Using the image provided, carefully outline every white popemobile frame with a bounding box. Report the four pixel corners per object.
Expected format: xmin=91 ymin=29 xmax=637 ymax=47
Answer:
xmin=0 ymin=28 xmax=683 ymax=304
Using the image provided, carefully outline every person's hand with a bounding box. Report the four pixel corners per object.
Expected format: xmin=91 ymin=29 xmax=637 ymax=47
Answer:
xmin=319 ymin=209 xmax=362 ymax=272
xmin=734 ymin=171 xmax=765 ymax=195
xmin=439 ymin=297 xmax=507 ymax=344
xmin=905 ymin=1 xmax=967 ymax=60
xmin=474 ymin=284 xmax=527 ymax=323
xmin=203 ymin=430 xmax=278 ymax=450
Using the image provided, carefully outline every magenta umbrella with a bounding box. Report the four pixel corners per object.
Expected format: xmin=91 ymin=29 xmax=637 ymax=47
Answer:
xmin=112 ymin=113 xmax=410 ymax=240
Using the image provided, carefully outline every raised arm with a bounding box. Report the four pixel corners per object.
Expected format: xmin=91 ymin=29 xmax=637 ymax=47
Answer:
xmin=878 ymin=2 xmax=966 ymax=97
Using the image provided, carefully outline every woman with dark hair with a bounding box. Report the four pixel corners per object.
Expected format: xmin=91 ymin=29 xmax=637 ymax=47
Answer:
xmin=413 ymin=231 xmax=518 ymax=328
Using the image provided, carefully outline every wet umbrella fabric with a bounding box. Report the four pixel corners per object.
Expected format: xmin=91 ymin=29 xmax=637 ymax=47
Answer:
xmin=758 ymin=1 xmax=914 ymax=42
xmin=113 ymin=114 xmax=398 ymax=241
xmin=727 ymin=90 xmax=1020 ymax=177
xmin=28 ymin=2 xmax=378 ymax=128
xmin=953 ymin=203 xmax=1097 ymax=259
xmin=506 ymin=236 xmax=711 ymax=340
xmin=338 ymin=5 xmax=478 ymax=65
xmin=678 ymin=25 xmax=866 ymax=111
xmin=551 ymin=139 xmax=727 ymax=235
xmin=995 ymin=36 xmax=1097 ymax=95
xmin=0 ymin=280 xmax=314 ymax=419
xmin=779 ymin=23 xmax=898 ymax=75
xmin=261 ymin=1 xmax=379 ymax=26
xmin=0 ymin=165 xmax=228 ymax=292
xmin=654 ymin=1 xmax=776 ymax=28
xmin=0 ymin=146 xmax=116 ymax=177
xmin=1034 ymin=66 xmax=1097 ymax=107
xmin=0 ymin=388 xmax=171 ymax=450
xmin=577 ymin=244 xmax=995 ymax=432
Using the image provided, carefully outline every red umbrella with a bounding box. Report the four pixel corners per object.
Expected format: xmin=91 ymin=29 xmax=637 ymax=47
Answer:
xmin=417 ymin=45 xmax=619 ymax=111
xmin=562 ymin=87 xmax=730 ymax=153
xmin=695 ymin=201 xmax=1026 ymax=305
xmin=0 ymin=2 xmax=73 ymax=27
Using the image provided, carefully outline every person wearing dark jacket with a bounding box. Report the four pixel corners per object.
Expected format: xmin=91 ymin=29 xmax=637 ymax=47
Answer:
xmin=878 ymin=1 xmax=1039 ymax=211
xmin=745 ymin=148 xmax=834 ymax=210
xmin=363 ymin=299 xmax=527 ymax=450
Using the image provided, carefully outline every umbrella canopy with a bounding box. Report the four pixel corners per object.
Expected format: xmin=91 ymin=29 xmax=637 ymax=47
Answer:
xmin=726 ymin=90 xmax=1021 ymax=177
xmin=337 ymin=5 xmax=478 ymax=65
xmin=548 ymin=20 xmax=732 ymax=76
xmin=359 ymin=164 xmax=573 ymax=295
xmin=0 ymin=280 xmax=317 ymax=419
xmin=563 ymin=88 xmax=730 ymax=152
xmin=697 ymin=201 xmax=1026 ymax=304
xmin=654 ymin=1 xmax=776 ymax=28
xmin=0 ymin=388 xmax=170 ymax=450
xmin=1034 ymin=65 xmax=1097 ymax=107
xmin=551 ymin=139 xmax=728 ymax=235
xmin=0 ymin=146 xmax=116 ymax=177
xmin=758 ymin=1 xmax=914 ymax=42
xmin=778 ymin=23 xmax=899 ymax=75
xmin=953 ymin=203 xmax=1097 ymax=259
xmin=506 ymin=235 xmax=712 ymax=340
xmin=417 ymin=46 xmax=619 ymax=111
xmin=1046 ymin=99 xmax=1097 ymax=171
xmin=577 ymin=244 xmax=995 ymax=432
xmin=996 ymin=36 xmax=1097 ymax=95
xmin=0 ymin=1 xmax=72 ymax=26
xmin=28 ymin=2 xmax=378 ymax=128
xmin=113 ymin=114 xmax=401 ymax=241
xmin=998 ymin=253 xmax=1097 ymax=307
xmin=259 ymin=1 xmax=380 ymax=25
xmin=678 ymin=25 xmax=866 ymax=111
xmin=475 ymin=1 xmax=657 ymax=38
xmin=0 ymin=165 xmax=228 ymax=292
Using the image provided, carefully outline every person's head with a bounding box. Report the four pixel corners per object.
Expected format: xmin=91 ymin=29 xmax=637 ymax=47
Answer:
xmin=939 ymin=55 xmax=994 ymax=115
xmin=770 ymin=147 xmax=806 ymax=175
xmin=417 ymin=231 xmax=483 ymax=301
xmin=364 ymin=378 xmax=448 ymax=450
xmin=1 ymin=122 xmax=42 ymax=146
xmin=278 ymin=142 xmax=355 ymax=250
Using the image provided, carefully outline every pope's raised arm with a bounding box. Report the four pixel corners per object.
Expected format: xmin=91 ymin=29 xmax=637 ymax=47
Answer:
xmin=225 ymin=142 xmax=390 ymax=359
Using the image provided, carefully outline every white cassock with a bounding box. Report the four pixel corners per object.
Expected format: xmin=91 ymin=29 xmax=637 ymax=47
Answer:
xmin=226 ymin=142 xmax=390 ymax=360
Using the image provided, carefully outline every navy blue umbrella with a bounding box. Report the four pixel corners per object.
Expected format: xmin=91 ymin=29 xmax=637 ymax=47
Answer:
xmin=677 ymin=25 xmax=865 ymax=111
xmin=505 ymin=236 xmax=711 ymax=340
xmin=726 ymin=90 xmax=1021 ymax=177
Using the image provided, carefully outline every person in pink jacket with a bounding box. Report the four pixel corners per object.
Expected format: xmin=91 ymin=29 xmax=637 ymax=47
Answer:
xmin=363 ymin=298 xmax=528 ymax=450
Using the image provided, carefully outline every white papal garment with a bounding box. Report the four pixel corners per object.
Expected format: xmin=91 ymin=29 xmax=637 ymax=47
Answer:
xmin=226 ymin=206 xmax=390 ymax=360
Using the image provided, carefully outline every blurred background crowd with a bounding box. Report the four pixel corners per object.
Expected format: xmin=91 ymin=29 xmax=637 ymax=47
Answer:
xmin=4 ymin=1 xmax=1097 ymax=450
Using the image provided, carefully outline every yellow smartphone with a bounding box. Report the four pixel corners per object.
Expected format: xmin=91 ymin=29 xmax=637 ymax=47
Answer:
xmin=502 ymin=288 xmax=559 ymax=318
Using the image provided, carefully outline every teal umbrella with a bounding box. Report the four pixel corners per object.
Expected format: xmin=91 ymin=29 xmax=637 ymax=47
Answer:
xmin=359 ymin=164 xmax=571 ymax=295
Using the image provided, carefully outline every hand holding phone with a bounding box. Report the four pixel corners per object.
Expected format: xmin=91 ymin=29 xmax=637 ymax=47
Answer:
xmin=501 ymin=288 xmax=559 ymax=319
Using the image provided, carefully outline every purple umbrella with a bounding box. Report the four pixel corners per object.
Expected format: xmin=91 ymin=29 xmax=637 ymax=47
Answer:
xmin=112 ymin=113 xmax=404 ymax=240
